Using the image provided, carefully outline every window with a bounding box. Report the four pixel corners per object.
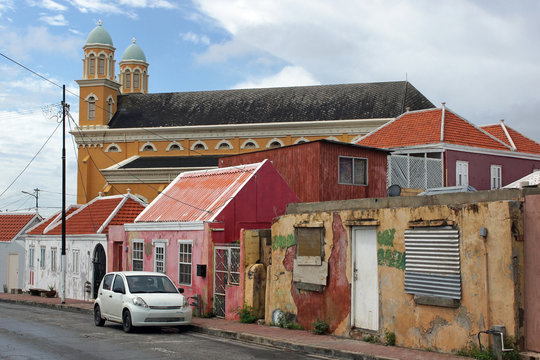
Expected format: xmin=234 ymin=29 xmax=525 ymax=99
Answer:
xmin=154 ymin=243 xmax=165 ymax=273
xmin=404 ymin=227 xmax=461 ymax=303
xmin=142 ymin=145 xmax=154 ymax=152
xmin=178 ymin=241 xmax=192 ymax=285
xmin=28 ymin=246 xmax=35 ymax=269
xmin=133 ymin=71 xmax=140 ymax=89
xmin=132 ymin=241 xmax=143 ymax=271
xmin=51 ymin=247 xmax=57 ymax=272
xmin=113 ymin=275 xmax=125 ymax=293
xmin=168 ymin=144 xmax=181 ymax=151
xmin=125 ymin=71 xmax=131 ymax=89
xmin=88 ymin=96 xmax=96 ymax=121
xmin=241 ymin=140 xmax=258 ymax=149
xmin=40 ymin=246 xmax=46 ymax=269
xmin=98 ymin=55 xmax=105 ymax=75
xmin=456 ymin=161 xmax=469 ymax=186
xmin=339 ymin=156 xmax=367 ymax=185
xmin=72 ymin=250 xmax=80 ymax=274
xmin=295 ymin=226 xmax=324 ymax=265
xmin=491 ymin=165 xmax=502 ymax=189
xmin=268 ymin=141 xmax=282 ymax=149
xmin=102 ymin=274 xmax=114 ymax=290
xmin=88 ymin=55 xmax=95 ymax=75
xmin=217 ymin=142 xmax=232 ymax=149
xmin=107 ymin=98 xmax=114 ymax=120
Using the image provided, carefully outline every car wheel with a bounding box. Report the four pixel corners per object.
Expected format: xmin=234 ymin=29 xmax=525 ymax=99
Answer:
xmin=122 ymin=310 xmax=133 ymax=333
xmin=94 ymin=305 xmax=105 ymax=326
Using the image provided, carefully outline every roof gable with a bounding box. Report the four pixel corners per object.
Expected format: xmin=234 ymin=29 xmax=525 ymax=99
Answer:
xmin=357 ymin=107 xmax=510 ymax=151
xmin=481 ymin=122 xmax=540 ymax=154
xmin=136 ymin=161 xmax=266 ymax=222
xmin=28 ymin=195 xmax=145 ymax=236
xmin=108 ymin=81 xmax=434 ymax=129
xmin=0 ymin=213 xmax=41 ymax=242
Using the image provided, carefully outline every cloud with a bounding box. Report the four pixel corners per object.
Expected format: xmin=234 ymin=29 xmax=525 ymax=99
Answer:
xmin=233 ymin=65 xmax=319 ymax=89
xmin=182 ymin=31 xmax=210 ymax=46
xmin=0 ymin=0 xmax=14 ymax=16
xmin=118 ymin=0 xmax=176 ymax=9
xmin=27 ymin=0 xmax=67 ymax=11
xmin=39 ymin=13 xmax=69 ymax=26
xmin=68 ymin=0 xmax=175 ymax=16
xmin=193 ymin=0 xmax=540 ymax=140
xmin=0 ymin=26 xmax=81 ymax=60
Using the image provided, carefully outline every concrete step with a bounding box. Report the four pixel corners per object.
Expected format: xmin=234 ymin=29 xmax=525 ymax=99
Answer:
xmin=521 ymin=351 xmax=540 ymax=360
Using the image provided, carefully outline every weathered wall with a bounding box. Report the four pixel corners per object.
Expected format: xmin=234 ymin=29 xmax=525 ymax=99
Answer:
xmin=268 ymin=198 xmax=523 ymax=352
xmin=523 ymin=194 xmax=540 ymax=351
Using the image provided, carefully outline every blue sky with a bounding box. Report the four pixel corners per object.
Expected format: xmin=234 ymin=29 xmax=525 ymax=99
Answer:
xmin=0 ymin=0 xmax=539 ymax=215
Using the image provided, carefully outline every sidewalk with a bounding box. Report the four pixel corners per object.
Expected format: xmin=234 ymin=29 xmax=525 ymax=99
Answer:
xmin=0 ymin=292 xmax=467 ymax=360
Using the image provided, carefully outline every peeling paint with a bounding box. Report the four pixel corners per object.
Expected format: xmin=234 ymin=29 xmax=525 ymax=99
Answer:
xmin=377 ymin=228 xmax=396 ymax=246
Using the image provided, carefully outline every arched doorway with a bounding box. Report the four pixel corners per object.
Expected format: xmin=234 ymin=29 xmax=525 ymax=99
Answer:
xmin=92 ymin=244 xmax=106 ymax=299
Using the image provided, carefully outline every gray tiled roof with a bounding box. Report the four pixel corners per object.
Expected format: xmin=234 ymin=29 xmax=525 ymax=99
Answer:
xmin=108 ymin=81 xmax=434 ymax=128
xmin=120 ymin=156 xmax=221 ymax=169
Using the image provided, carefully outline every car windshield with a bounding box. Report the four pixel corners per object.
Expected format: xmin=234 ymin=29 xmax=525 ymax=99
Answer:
xmin=126 ymin=275 xmax=178 ymax=294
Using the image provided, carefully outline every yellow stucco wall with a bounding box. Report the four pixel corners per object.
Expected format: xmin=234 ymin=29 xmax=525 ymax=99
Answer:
xmin=267 ymin=200 xmax=523 ymax=352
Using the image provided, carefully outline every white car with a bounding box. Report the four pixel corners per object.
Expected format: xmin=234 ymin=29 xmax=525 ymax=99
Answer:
xmin=93 ymin=271 xmax=192 ymax=332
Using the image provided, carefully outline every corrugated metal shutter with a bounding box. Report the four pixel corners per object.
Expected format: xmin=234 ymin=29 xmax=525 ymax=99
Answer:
xmin=404 ymin=228 xmax=461 ymax=299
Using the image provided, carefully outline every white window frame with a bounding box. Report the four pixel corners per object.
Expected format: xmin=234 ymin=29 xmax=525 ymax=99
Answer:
xmin=40 ymin=246 xmax=46 ymax=269
xmin=98 ymin=55 xmax=105 ymax=75
xmin=154 ymin=243 xmax=166 ymax=274
xmin=132 ymin=240 xmax=144 ymax=271
xmin=338 ymin=156 xmax=368 ymax=186
xmin=88 ymin=96 xmax=96 ymax=121
xmin=51 ymin=247 xmax=57 ymax=272
xmin=490 ymin=165 xmax=502 ymax=189
xmin=456 ymin=161 xmax=469 ymax=186
xmin=28 ymin=246 xmax=35 ymax=269
xmin=72 ymin=249 xmax=80 ymax=274
xmin=133 ymin=71 xmax=140 ymax=89
xmin=125 ymin=70 xmax=131 ymax=89
xmin=178 ymin=241 xmax=193 ymax=286
xmin=88 ymin=55 xmax=95 ymax=75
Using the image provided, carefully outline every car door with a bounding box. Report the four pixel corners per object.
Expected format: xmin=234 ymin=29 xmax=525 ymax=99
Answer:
xmin=109 ymin=274 xmax=126 ymax=321
xmin=99 ymin=273 xmax=115 ymax=317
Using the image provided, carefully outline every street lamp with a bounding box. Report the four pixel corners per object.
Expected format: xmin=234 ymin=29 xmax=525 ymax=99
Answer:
xmin=21 ymin=188 xmax=40 ymax=212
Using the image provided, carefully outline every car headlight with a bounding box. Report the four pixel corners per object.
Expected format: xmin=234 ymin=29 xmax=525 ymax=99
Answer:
xmin=132 ymin=296 xmax=148 ymax=308
xmin=181 ymin=296 xmax=189 ymax=309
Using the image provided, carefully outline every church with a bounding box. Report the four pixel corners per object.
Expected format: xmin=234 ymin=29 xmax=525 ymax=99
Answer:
xmin=73 ymin=22 xmax=434 ymax=204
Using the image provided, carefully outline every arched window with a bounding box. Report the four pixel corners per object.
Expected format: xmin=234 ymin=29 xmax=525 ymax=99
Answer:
xmin=168 ymin=144 xmax=182 ymax=151
xmin=241 ymin=139 xmax=259 ymax=149
xmin=193 ymin=143 xmax=205 ymax=151
xmin=142 ymin=145 xmax=154 ymax=152
xmin=133 ymin=71 xmax=140 ymax=89
xmin=88 ymin=55 xmax=95 ymax=76
xmin=294 ymin=137 xmax=308 ymax=144
xmin=107 ymin=97 xmax=114 ymax=120
xmin=124 ymin=70 xmax=131 ymax=89
xmin=98 ymin=55 xmax=105 ymax=75
xmin=266 ymin=138 xmax=285 ymax=149
xmin=105 ymin=144 xmax=121 ymax=153
xmin=88 ymin=96 xmax=96 ymax=120
xmin=191 ymin=140 xmax=208 ymax=151
xmin=216 ymin=140 xmax=233 ymax=150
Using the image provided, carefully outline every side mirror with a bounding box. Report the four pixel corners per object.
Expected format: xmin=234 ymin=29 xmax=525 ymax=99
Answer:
xmin=113 ymin=287 xmax=125 ymax=294
xmin=177 ymin=287 xmax=184 ymax=294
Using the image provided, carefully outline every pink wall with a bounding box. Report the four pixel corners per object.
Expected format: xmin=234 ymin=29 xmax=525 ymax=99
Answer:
xmin=445 ymin=150 xmax=540 ymax=190
xmin=524 ymin=194 xmax=540 ymax=351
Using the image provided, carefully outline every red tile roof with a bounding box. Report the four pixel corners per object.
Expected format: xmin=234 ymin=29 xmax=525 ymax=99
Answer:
xmin=357 ymin=107 xmax=511 ymax=151
xmin=26 ymin=206 xmax=81 ymax=236
xmin=27 ymin=195 xmax=145 ymax=235
xmin=136 ymin=161 xmax=264 ymax=222
xmin=481 ymin=122 xmax=540 ymax=154
xmin=0 ymin=213 xmax=40 ymax=242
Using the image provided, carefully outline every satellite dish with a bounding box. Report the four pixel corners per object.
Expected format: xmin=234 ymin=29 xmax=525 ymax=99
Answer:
xmin=387 ymin=184 xmax=402 ymax=197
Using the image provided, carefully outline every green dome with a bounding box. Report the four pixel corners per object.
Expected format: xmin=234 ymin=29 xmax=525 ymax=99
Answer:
xmin=85 ymin=21 xmax=113 ymax=46
xmin=121 ymin=38 xmax=147 ymax=62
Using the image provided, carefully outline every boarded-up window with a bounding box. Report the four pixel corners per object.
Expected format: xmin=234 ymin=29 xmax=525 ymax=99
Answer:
xmin=339 ymin=156 xmax=367 ymax=185
xmin=295 ymin=226 xmax=324 ymax=265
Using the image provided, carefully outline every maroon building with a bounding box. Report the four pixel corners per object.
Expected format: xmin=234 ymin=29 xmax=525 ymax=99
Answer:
xmin=219 ymin=140 xmax=389 ymax=202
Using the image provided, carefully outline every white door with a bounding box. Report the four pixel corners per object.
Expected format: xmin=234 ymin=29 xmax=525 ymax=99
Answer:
xmin=7 ymin=254 xmax=19 ymax=291
xmin=351 ymin=227 xmax=379 ymax=331
xmin=456 ymin=161 xmax=469 ymax=186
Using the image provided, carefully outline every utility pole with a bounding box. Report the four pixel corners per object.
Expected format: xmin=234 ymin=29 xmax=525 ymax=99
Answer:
xmin=21 ymin=188 xmax=40 ymax=212
xmin=61 ymin=85 xmax=67 ymax=304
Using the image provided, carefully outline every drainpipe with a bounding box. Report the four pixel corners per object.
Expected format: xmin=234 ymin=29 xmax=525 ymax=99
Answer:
xmin=480 ymin=227 xmax=491 ymax=331
xmin=440 ymin=102 xmax=446 ymax=143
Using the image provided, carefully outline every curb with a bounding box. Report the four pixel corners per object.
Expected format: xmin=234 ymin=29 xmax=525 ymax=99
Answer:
xmin=189 ymin=325 xmax=397 ymax=360
xmin=0 ymin=298 xmax=397 ymax=360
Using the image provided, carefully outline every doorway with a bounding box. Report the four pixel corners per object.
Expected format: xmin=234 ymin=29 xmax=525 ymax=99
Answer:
xmin=92 ymin=244 xmax=106 ymax=299
xmin=213 ymin=245 xmax=240 ymax=318
xmin=7 ymin=254 xmax=19 ymax=292
xmin=351 ymin=227 xmax=379 ymax=331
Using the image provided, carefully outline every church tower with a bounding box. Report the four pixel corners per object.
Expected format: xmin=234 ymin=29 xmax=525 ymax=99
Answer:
xmin=119 ymin=38 xmax=149 ymax=94
xmin=76 ymin=21 xmax=121 ymax=127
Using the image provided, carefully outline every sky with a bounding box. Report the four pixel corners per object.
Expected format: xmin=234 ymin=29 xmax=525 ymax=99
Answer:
xmin=0 ymin=0 xmax=539 ymax=216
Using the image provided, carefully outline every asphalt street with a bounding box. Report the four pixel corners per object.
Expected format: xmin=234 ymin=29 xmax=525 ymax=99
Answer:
xmin=0 ymin=302 xmax=328 ymax=360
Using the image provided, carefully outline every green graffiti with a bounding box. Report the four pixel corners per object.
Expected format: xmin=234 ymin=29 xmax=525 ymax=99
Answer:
xmin=377 ymin=248 xmax=405 ymax=270
xmin=273 ymin=234 xmax=295 ymax=250
xmin=377 ymin=228 xmax=396 ymax=247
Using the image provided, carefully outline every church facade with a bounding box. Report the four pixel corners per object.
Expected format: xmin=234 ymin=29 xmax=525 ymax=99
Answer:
xmin=72 ymin=22 xmax=435 ymax=204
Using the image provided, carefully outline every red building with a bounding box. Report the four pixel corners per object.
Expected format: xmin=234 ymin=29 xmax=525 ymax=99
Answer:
xmin=219 ymin=140 xmax=389 ymax=202
xmin=110 ymin=160 xmax=299 ymax=319
xmin=357 ymin=106 xmax=540 ymax=191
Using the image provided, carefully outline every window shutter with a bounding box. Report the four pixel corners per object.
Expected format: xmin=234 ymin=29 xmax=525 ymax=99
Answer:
xmin=404 ymin=228 xmax=461 ymax=299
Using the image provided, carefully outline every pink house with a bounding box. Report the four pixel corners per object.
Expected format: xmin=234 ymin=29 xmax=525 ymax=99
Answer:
xmin=110 ymin=160 xmax=299 ymax=318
